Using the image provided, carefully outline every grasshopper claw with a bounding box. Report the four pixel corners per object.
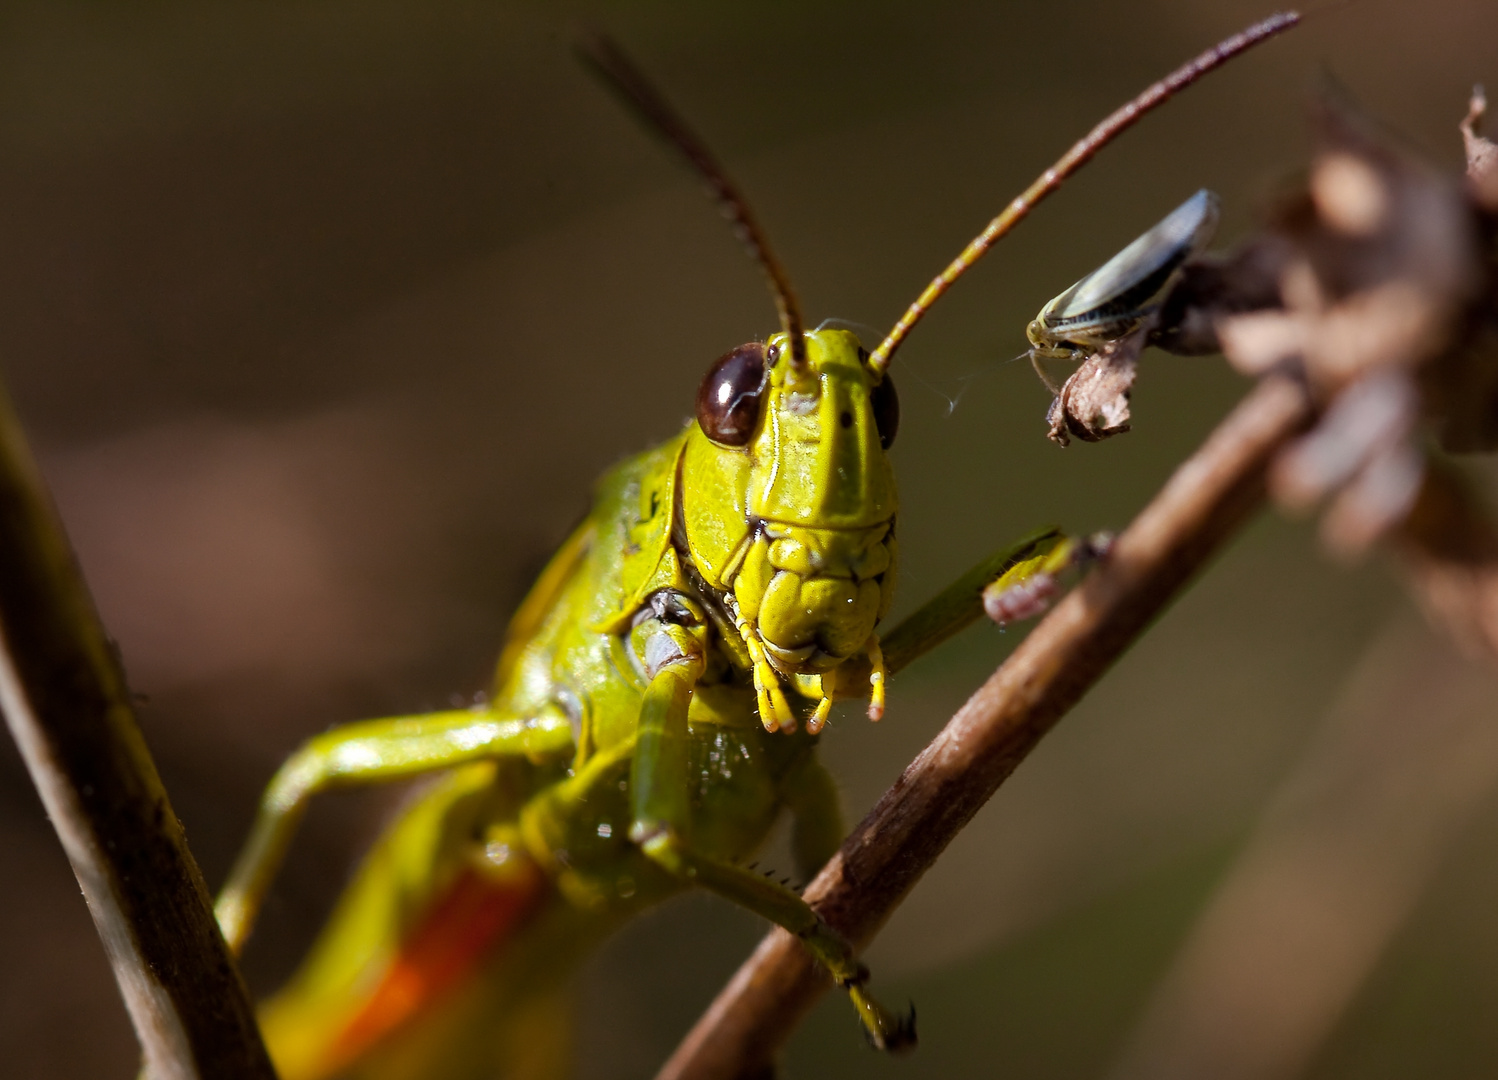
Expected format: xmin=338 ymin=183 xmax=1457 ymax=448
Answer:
xmin=850 ymin=982 xmax=918 ymax=1054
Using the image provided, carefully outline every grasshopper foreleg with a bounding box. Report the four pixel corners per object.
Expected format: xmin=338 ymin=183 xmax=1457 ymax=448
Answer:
xmin=627 ymin=642 xmax=915 ymax=1053
xmin=854 ymin=527 xmax=1064 ymax=678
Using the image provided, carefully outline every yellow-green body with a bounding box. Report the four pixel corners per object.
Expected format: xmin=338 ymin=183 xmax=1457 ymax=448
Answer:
xmin=190 ymin=13 xmax=1255 ymax=1069
xmin=216 ymin=329 xmax=987 ymax=1079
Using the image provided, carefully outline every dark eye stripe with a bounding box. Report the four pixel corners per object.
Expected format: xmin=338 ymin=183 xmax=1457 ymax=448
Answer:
xmin=871 ymin=373 xmax=899 ymax=450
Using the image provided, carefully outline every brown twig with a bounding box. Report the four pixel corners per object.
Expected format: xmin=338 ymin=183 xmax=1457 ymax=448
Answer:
xmin=657 ymin=374 xmax=1314 ymax=1079
xmin=657 ymin=84 xmax=1498 ymax=1078
xmin=0 ymin=385 xmax=276 ymax=1079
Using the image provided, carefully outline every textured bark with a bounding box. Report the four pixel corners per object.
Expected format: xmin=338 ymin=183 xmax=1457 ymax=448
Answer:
xmin=0 ymin=385 xmax=275 ymax=1080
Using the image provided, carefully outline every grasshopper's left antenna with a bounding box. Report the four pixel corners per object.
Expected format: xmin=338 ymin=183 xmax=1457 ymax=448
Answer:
xmin=577 ymin=33 xmax=809 ymax=374
xmin=868 ymin=10 xmax=1301 ymax=378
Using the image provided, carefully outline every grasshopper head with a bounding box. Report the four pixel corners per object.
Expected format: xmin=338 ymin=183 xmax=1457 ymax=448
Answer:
xmin=681 ymin=328 xmax=899 ymax=680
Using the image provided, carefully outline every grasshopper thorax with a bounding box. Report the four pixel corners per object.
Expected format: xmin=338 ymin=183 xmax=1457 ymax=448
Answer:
xmin=680 ymin=328 xmax=899 ymax=683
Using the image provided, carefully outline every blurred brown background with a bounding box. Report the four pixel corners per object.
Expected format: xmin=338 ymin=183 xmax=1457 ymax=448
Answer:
xmin=3 ymin=1 xmax=1497 ymax=1077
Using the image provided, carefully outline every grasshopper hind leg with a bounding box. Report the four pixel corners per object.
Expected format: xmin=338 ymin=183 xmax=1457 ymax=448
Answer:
xmin=214 ymin=705 xmax=574 ymax=956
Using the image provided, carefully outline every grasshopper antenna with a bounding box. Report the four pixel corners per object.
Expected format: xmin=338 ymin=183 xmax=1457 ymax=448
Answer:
xmin=576 ymin=32 xmax=809 ymax=373
xmin=867 ymin=10 xmax=1301 ymax=378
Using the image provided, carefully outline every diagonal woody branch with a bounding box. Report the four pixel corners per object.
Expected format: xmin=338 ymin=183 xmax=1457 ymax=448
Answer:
xmin=0 ymin=384 xmax=276 ymax=1080
xmin=661 ymin=83 xmax=1498 ymax=1080
xmin=658 ymin=374 xmax=1316 ymax=1079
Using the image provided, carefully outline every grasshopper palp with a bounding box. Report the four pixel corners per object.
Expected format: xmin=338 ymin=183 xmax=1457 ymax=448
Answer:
xmin=1027 ymin=187 xmax=1221 ymax=365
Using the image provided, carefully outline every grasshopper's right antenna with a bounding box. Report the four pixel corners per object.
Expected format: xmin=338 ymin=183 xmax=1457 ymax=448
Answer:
xmin=868 ymin=10 xmax=1301 ymax=379
xmin=577 ymin=33 xmax=809 ymax=374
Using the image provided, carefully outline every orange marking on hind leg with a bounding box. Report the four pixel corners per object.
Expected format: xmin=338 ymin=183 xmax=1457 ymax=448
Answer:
xmin=326 ymin=862 xmax=545 ymax=1070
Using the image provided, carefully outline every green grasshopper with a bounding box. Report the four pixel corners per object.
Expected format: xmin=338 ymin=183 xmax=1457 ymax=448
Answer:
xmin=211 ymin=18 xmax=1297 ymax=1080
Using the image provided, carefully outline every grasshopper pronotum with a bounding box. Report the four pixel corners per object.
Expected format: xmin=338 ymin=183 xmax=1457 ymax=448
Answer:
xmin=210 ymin=14 xmax=1298 ymax=1079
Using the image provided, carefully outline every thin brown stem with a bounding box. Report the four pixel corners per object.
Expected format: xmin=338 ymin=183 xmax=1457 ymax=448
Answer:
xmin=657 ymin=373 xmax=1314 ymax=1080
xmin=868 ymin=11 xmax=1300 ymax=377
xmin=0 ymin=385 xmax=276 ymax=1079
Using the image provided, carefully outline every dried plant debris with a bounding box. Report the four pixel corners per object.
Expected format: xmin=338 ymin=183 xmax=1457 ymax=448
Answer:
xmin=1045 ymin=326 xmax=1145 ymax=446
xmin=1394 ymin=464 xmax=1498 ymax=660
xmin=1149 ymin=237 xmax=1290 ymax=357
xmin=1224 ymin=100 xmax=1480 ymax=387
xmin=1271 ymin=370 xmax=1425 ymax=554
xmin=1211 ymin=94 xmax=1497 ymax=556
xmin=1023 ymin=82 xmax=1498 ymax=559
xmin=1033 ymin=88 xmax=1498 ymax=569
xmin=1462 ymin=86 xmax=1498 ymax=202
xmin=1022 ymin=87 xmax=1498 ymax=659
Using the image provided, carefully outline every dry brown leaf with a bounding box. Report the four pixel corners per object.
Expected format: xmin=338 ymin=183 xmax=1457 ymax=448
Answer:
xmin=1461 ymin=86 xmax=1498 ymax=209
xmin=1045 ymin=326 xmax=1146 ymax=446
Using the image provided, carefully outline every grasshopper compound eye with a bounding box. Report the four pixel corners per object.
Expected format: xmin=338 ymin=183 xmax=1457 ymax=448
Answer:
xmin=871 ymin=373 xmax=899 ymax=449
xmin=696 ymin=342 xmax=768 ymax=446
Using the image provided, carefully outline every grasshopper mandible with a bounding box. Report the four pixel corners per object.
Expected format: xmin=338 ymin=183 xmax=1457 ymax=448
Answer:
xmin=211 ymin=15 xmax=1298 ymax=1079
